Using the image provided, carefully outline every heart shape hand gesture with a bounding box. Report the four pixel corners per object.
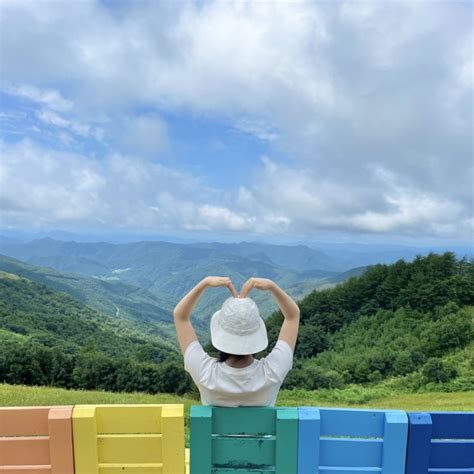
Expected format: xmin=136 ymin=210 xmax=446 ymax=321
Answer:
xmin=204 ymin=276 xmax=275 ymax=298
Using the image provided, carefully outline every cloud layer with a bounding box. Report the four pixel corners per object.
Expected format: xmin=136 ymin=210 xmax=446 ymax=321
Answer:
xmin=0 ymin=0 xmax=472 ymax=240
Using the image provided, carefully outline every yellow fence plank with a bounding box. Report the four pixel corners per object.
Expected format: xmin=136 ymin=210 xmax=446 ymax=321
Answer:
xmin=72 ymin=405 xmax=184 ymax=474
xmin=72 ymin=406 xmax=99 ymax=474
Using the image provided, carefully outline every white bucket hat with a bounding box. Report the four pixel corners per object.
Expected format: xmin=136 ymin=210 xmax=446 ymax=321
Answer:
xmin=210 ymin=296 xmax=268 ymax=355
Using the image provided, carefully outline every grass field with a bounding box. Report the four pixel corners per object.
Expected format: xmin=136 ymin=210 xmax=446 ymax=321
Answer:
xmin=2 ymin=383 xmax=474 ymax=411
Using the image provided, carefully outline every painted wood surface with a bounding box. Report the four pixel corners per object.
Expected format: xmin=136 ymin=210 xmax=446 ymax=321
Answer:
xmin=190 ymin=406 xmax=298 ymax=474
xmin=72 ymin=404 xmax=185 ymax=474
xmin=0 ymin=406 xmax=74 ymax=474
xmin=297 ymin=407 xmax=408 ymax=474
xmin=405 ymin=411 xmax=474 ymax=474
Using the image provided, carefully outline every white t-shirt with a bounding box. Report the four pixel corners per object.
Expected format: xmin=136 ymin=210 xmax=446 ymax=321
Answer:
xmin=184 ymin=339 xmax=293 ymax=407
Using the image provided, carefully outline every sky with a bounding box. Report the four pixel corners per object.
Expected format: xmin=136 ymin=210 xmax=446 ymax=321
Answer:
xmin=0 ymin=0 xmax=472 ymax=245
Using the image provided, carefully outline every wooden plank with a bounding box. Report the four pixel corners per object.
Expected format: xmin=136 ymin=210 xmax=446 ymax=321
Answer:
xmin=319 ymin=469 xmax=381 ymax=474
xmin=0 ymin=408 xmax=50 ymax=436
xmin=48 ymin=407 xmax=74 ymax=474
xmin=430 ymin=412 xmax=474 ymax=440
xmin=212 ymin=470 xmax=275 ymax=474
xmin=98 ymin=434 xmax=162 ymax=464
xmin=381 ymin=410 xmax=408 ymax=474
xmin=0 ymin=438 xmax=50 ymax=466
xmin=98 ymin=463 xmax=163 ymax=473
xmin=161 ymin=405 xmax=185 ymax=474
xmin=297 ymin=407 xmax=320 ymax=474
xmin=430 ymin=440 xmax=474 ymax=468
xmin=190 ymin=406 xmax=212 ymax=474
xmin=212 ymin=408 xmax=276 ymax=436
xmin=319 ymin=438 xmax=382 ymax=468
xmin=0 ymin=467 xmax=52 ymax=474
xmin=405 ymin=412 xmax=432 ymax=474
xmin=319 ymin=408 xmax=386 ymax=438
xmin=95 ymin=405 xmax=163 ymax=434
xmin=212 ymin=437 xmax=275 ymax=467
xmin=73 ymin=405 xmax=99 ymax=474
xmin=275 ymin=408 xmax=298 ymax=474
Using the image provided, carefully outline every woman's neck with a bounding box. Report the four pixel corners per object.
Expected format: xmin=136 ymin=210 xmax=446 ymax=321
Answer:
xmin=225 ymin=354 xmax=254 ymax=368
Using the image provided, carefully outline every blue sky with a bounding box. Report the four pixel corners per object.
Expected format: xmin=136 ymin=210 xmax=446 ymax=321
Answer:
xmin=0 ymin=0 xmax=472 ymax=245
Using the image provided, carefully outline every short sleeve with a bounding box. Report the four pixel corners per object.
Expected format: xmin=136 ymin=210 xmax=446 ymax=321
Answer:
xmin=184 ymin=340 xmax=215 ymax=384
xmin=262 ymin=340 xmax=293 ymax=383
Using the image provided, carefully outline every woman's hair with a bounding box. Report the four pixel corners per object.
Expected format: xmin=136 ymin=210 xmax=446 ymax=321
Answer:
xmin=218 ymin=351 xmax=233 ymax=362
xmin=218 ymin=351 xmax=253 ymax=362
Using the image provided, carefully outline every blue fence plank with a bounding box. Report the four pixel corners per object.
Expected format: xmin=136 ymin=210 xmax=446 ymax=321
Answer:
xmin=405 ymin=413 xmax=432 ymax=474
xmin=430 ymin=412 xmax=474 ymax=439
xmin=319 ymin=408 xmax=385 ymax=438
xmin=430 ymin=440 xmax=474 ymax=468
xmin=380 ymin=411 xmax=408 ymax=474
xmin=320 ymin=438 xmax=383 ymax=467
xmin=407 ymin=411 xmax=474 ymax=474
xmin=297 ymin=408 xmax=320 ymax=474
xmin=298 ymin=408 xmax=407 ymax=474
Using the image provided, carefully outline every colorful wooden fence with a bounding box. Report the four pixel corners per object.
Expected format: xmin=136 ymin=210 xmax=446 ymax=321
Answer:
xmin=297 ymin=407 xmax=408 ymax=474
xmin=1 ymin=404 xmax=473 ymax=474
xmin=72 ymin=404 xmax=184 ymax=474
xmin=405 ymin=411 xmax=474 ymax=474
xmin=0 ymin=406 xmax=74 ymax=474
xmin=190 ymin=406 xmax=298 ymax=473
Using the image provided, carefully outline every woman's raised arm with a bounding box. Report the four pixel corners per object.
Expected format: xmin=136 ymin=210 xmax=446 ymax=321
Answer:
xmin=173 ymin=276 xmax=238 ymax=355
xmin=240 ymin=277 xmax=300 ymax=352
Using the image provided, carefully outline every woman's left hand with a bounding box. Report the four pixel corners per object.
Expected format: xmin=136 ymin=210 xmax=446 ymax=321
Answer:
xmin=203 ymin=276 xmax=238 ymax=297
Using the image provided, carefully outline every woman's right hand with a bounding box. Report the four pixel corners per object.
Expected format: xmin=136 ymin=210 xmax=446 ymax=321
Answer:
xmin=239 ymin=277 xmax=276 ymax=297
xmin=203 ymin=276 xmax=238 ymax=297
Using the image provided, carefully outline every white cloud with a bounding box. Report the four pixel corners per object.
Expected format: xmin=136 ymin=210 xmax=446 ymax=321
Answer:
xmin=4 ymin=84 xmax=73 ymax=112
xmin=0 ymin=0 xmax=471 ymax=240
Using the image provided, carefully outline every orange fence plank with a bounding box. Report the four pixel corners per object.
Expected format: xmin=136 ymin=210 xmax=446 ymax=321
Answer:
xmin=0 ymin=408 xmax=50 ymax=436
xmin=0 ymin=406 xmax=73 ymax=474
xmin=48 ymin=407 xmax=74 ymax=474
xmin=0 ymin=438 xmax=50 ymax=465
xmin=0 ymin=467 xmax=51 ymax=473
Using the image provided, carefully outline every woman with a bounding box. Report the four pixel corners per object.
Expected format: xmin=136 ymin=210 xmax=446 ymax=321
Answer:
xmin=173 ymin=276 xmax=300 ymax=407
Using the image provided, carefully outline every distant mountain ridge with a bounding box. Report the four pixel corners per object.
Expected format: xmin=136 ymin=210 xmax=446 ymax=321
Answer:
xmin=0 ymin=255 xmax=178 ymax=339
xmin=0 ymin=238 xmax=346 ymax=322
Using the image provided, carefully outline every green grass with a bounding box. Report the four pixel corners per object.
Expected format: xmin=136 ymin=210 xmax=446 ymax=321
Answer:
xmin=2 ymin=382 xmax=472 ymax=411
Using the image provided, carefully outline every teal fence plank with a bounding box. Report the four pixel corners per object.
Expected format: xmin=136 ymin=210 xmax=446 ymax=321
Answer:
xmin=275 ymin=408 xmax=298 ymax=474
xmin=190 ymin=405 xmax=212 ymax=474
xmin=190 ymin=406 xmax=297 ymax=474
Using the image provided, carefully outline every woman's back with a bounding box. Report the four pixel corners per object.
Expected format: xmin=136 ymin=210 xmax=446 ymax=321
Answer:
xmin=184 ymin=339 xmax=293 ymax=407
xmin=173 ymin=276 xmax=300 ymax=407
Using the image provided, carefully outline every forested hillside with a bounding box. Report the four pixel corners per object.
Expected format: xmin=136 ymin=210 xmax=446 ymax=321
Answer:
xmin=264 ymin=252 xmax=474 ymax=391
xmin=1 ymin=252 xmax=472 ymax=397
xmin=0 ymin=255 xmax=178 ymax=339
xmin=0 ymin=272 xmax=191 ymax=394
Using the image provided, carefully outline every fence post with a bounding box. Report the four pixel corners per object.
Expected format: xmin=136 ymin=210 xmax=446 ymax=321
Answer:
xmin=381 ymin=410 xmax=408 ymax=474
xmin=161 ymin=404 xmax=185 ymax=474
xmin=48 ymin=406 xmax=74 ymax=474
xmin=298 ymin=407 xmax=320 ymax=474
xmin=190 ymin=405 xmax=212 ymax=474
xmin=276 ymin=407 xmax=298 ymax=474
xmin=72 ymin=405 xmax=99 ymax=474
